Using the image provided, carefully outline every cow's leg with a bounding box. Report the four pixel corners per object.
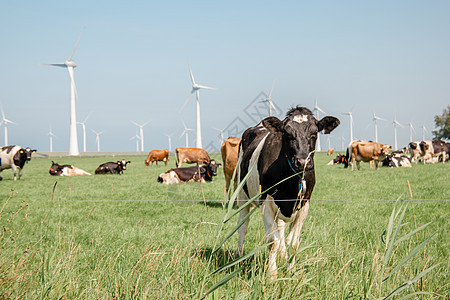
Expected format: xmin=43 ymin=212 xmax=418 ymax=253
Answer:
xmin=375 ymin=160 xmax=379 ymax=170
xmin=286 ymin=200 xmax=310 ymax=269
xmin=277 ymin=218 xmax=288 ymax=259
xmin=356 ymin=160 xmax=361 ymax=170
xmin=11 ymin=165 xmax=18 ymax=181
xmin=261 ymin=200 xmax=280 ymax=281
xmin=235 ymin=199 xmax=251 ymax=258
xmin=18 ymin=168 xmax=23 ymax=180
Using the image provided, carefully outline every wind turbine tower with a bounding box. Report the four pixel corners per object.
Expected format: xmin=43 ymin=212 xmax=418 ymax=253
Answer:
xmin=181 ymin=65 xmax=216 ymax=149
xmin=422 ymin=124 xmax=428 ymax=141
xmin=214 ymin=127 xmax=225 ymax=146
xmin=164 ymin=133 xmax=173 ymax=152
xmin=131 ymin=120 xmax=150 ymax=152
xmin=42 ymin=29 xmax=84 ymax=156
xmin=372 ymin=112 xmax=386 ymax=142
xmin=48 ymin=127 xmax=57 ymax=152
xmin=342 ymin=111 xmax=354 ymax=142
xmin=313 ymin=97 xmax=326 ymax=151
xmin=130 ymin=130 xmax=140 ymax=152
xmin=91 ymin=129 xmax=104 ymax=152
xmin=392 ymin=115 xmax=403 ymax=150
xmin=180 ymin=120 xmax=193 ymax=148
xmin=77 ymin=113 xmax=90 ymax=152
xmin=1 ymin=107 xmax=16 ymax=146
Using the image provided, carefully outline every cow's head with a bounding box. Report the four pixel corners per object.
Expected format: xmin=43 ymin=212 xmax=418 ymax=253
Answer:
xmin=13 ymin=147 xmax=37 ymax=167
xmin=117 ymin=160 xmax=131 ymax=172
xmin=49 ymin=161 xmax=63 ymax=176
xmin=282 ymin=107 xmax=340 ymax=172
xmin=200 ymin=159 xmax=221 ymax=181
xmin=381 ymin=144 xmax=392 ymax=156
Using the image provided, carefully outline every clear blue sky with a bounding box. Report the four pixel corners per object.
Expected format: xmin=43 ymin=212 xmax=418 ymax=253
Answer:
xmin=1 ymin=1 xmax=449 ymax=153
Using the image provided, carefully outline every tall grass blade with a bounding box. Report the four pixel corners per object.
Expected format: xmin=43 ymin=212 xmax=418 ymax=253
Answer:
xmin=212 ymin=204 xmax=259 ymax=255
xmin=209 ymin=243 xmax=270 ymax=276
xmin=383 ymin=233 xmax=436 ymax=282
xmin=384 ymin=202 xmax=398 ymax=250
xmin=383 ymin=203 xmax=408 ymax=265
xmin=383 ymin=264 xmax=439 ymax=299
xmin=394 ymin=221 xmax=432 ymax=246
xmin=201 ymin=265 xmax=245 ymax=299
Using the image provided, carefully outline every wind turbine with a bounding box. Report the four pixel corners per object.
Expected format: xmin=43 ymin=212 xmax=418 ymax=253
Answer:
xmin=422 ymin=124 xmax=429 ymax=141
xmin=260 ymin=80 xmax=280 ymax=117
xmin=313 ymin=97 xmax=327 ymax=151
xmin=91 ymin=129 xmax=104 ymax=152
xmin=408 ymin=121 xmax=416 ymax=142
xmin=42 ymin=29 xmax=84 ymax=156
xmin=180 ymin=120 xmax=193 ymax=147
xmin=48 ymin=127 xmax=57 ymax=152
xmin=131 ymin=120 xmax=150 ymax=152
xmin=392 ymin=115 xmax=404 ymax=150
xmin=341 ymin=111 xmax=354 ymax=143
xmin=1 ymin=106 xmax=16 ymax=146
xmin=213 ymin=127 xmax=225 ymax=146
xmin=130 ymin=130 xmax=140 ymax=152
xmin=77 ymin=113 xmax=90 ymax=152
xmin=180 ymin=65 xmax=216 ymax=149
xmin=372 ymin=112 xmax=386 ymax=142
xmin=164 ymin=133 xmax=173 ymax=152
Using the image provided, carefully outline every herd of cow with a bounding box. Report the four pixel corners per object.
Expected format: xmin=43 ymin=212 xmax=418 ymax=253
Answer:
xmin=327 ymin=139 xmax=450 ymax=170
xmin=0 ymin=106 xmax=447 ymax=280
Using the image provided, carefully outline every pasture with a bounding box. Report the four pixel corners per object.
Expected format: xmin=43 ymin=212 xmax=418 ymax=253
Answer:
xmin=0 ymin=153 xmax=448 ymax=299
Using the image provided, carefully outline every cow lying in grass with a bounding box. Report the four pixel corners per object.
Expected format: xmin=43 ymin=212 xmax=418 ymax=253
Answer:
xmin=157 ymin=160 xmax=220 ymax=184
xmin=95 ymin=160 xmax=131 ymax=174
xmin=382 ymin=153 xmax=412 ymax=168
xmin=49 ymin=161 xmax=91 ymax=176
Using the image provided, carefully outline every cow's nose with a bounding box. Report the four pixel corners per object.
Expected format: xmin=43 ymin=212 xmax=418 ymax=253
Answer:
xmin=296 ymin=158 xmax=313 ymax=170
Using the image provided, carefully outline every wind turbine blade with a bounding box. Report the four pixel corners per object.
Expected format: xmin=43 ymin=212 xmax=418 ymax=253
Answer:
xmin=268 ymin=79 xmax=276 ymax=98
xmin=142 ymin=120 xmax=151 ymax=127
xmin=316 ymin=106 xmax=326 ymax=115
xmin=130 ymin=120 xmax=141 ymax=127
xmin=68 ymin=28 xmax=85 ymax=60
xmin=188 ymin=65 xmax=196 ymax=85
xmin=180 ymin=92 xmax=194 ymax=112
xmin=41 ymin=63 xmax=67 ymax=67
xmin=196 ymin=84 xmax=217 ymax=90
xmin=4 ymin=119 xmax=16 ymax=125
xmin=270 ymin=101 xmax=280 ymax=115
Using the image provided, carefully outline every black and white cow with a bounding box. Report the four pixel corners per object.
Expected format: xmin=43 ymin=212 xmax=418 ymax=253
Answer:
xmin=420 ymin=140 xmax=449 ymax=164
xmin=95 ymin=160 xmax=131 ymax=174
xmin=327 ymin=153 xmax=347 ymax=165
xmin=235 ymin=106 xmax=340 ymax=279
xmin=157 ymin=160 xmax=221 ymax=184
xmin=382 ymin=153 xmax=412 ymax=168
xmin=0 ymin=145 xmax=36 ymax=181
xmin=49 ymin=161 xmax=91 ymax=176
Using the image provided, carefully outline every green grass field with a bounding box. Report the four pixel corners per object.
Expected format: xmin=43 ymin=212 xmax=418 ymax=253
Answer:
xmin=0 ymin=153 xmax=448 ymax=299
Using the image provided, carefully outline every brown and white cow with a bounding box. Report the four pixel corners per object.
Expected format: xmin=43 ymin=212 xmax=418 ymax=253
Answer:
xmin=175 ymin=147 xmax=210 ymax=168
xmin=220 ymin=136 xmax=241 ymax=193
xmin=145 ymin=149 xmax=169 ymax=166
xmin=346 ymin=140 xmax=391 ymax=170
xmin=157 ymin=160 xmax=220 ymax=184
xmin=408 ymin=141 xmax=422 ymax=164
xmin=235 ymin=106 xmax=340 ymax=280
xmin=49 ymin=161 xmax=91 ymax=176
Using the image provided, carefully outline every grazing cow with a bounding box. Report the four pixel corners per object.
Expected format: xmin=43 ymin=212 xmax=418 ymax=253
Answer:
xmin=49 ymin=161 xmax=91 ymax=176
xmin=95 ymin=160 xmax=131 ymax=174
xmin=327 ymin=153 xmax=347 ymax=165
xmin=346 ymin=140 xmax=391 ymax=170
xmin=220 ymin=136 xmax=241 ymax=193
xmin=235 ymin=107 xmax=340 ymax=280
xmin=0 ymin=145 xmax=36 ymax=181
xmin=157 ymin=160 xmax=221 ymax=184
xmin=175 ymin=147 xmax=210 ymax=168
xmin=145 ymin=149 xmax=169 ymax=166
xmin=382 ymin=153 xmax=412 ymax=168
xmin=327 ymin=148 xmax=335 ymax=156
xmin=420 ymin=140 xmax=449 ymax=164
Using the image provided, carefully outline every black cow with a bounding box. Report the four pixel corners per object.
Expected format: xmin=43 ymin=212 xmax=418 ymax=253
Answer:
xmin=95 ymin=160 xmax=131 ymax=174
xmin=327 ymin=153 xmax=347 ymax=165
xmin=0 ymin=145 xmax=36 ymax=181
xmin=235 ymin=106 xmax=340 ymax=280
xmin=157 ymin=160 xmax=221 ymax=184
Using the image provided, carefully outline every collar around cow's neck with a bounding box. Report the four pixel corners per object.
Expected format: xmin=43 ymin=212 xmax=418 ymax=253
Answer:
xmin=285 ymin=154 xmax=305 ymax=198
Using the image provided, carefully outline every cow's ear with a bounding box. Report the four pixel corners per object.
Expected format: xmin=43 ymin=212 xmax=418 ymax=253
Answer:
xmin=127 ymin=161 xmax=131 ymax=164
xmin=317 ymin=116 xmax=340 ymax=134
xmin=32 ymin=149 xmax=37 ymax=153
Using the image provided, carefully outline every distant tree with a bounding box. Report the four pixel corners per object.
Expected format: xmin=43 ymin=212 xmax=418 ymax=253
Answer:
xmin=433 ymin=105 xmax=450 ymax=140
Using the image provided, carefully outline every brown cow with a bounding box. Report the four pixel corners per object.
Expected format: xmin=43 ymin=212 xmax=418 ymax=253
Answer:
xmin=145 ymin=149 xmax=169 ymax=166
xmin=347 ymin=140 xmax=391 ymax=170
xmin=327 ymin=148 xmax=334 ymax=156
xmin=175 ymin=147 xmax=210 ymax=168
xmin=220 ymin=136 xmax=241 ymax=193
